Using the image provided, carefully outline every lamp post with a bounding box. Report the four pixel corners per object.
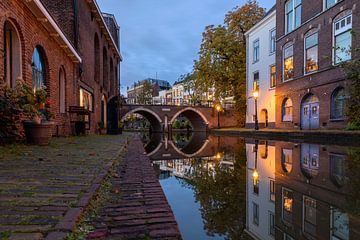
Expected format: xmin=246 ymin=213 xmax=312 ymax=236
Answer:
xmin=253 ymin=90 xmax=259 ymax=130
xmin=216 ymin=105 xmax=221 ymax=129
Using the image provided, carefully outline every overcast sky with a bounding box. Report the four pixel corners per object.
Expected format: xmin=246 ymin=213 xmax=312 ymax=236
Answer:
xmin=97 ymin=0 xmax=274 ymax=95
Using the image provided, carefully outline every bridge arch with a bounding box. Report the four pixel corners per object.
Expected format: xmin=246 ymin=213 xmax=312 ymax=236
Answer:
xmin=121 ymin=107 xmax=163 ymax=132
xmin=170 ymin=107 xmax=209 ymax=132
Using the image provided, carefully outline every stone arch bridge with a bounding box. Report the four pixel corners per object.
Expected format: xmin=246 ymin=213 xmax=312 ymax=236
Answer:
xmin=120 ymin=104 xmax=238 ymax=132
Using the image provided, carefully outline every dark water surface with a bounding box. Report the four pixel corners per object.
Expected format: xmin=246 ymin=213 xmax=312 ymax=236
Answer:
xmin=140 ymin=132 xmax=360 ymax=240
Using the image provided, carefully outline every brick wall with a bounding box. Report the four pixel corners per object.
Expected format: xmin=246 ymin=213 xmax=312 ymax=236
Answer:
xmin=0 ymin=0 xmax=77 ymax=136
xmin=275 ymin=0 xmax=359 ymax=129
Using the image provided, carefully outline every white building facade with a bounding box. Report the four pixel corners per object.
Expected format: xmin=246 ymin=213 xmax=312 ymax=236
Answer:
xmin=245 ymin=7 xmax=276 ymax=128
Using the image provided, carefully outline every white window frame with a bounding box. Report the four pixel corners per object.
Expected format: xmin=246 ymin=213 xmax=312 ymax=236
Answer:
xmin=304 ymin=32 xmax=319 ymax=75
xmin=253 ymin=39 xmax=260 ymax=63
xmin=270 ymin=64 xmax=276 ymax=89
xmin=285 ymin=0 xmax=302 ymax=34
xmin=269 ymin=28 xmax=276 ymax=55
xmin=333 ymin=14 xmax=352 ymax=65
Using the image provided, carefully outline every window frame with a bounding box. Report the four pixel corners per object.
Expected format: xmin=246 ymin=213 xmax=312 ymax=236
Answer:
xmin=330 ymin=87 xmax=346 ymax=120
xmin=304 ymin=32 xmax=319 ymax=74
xmin=79 ymin=87 xmax=94 ymax=112
xmin=283 ymin=44 xmax=294 ymax=82
xmin=270 ymin=179 xmax=276 ymax=202
xmin=269 ymin=28 xmax=276 ymax=55
xmin=285 ymin=0 xmax=302 ymax=34
xmin=282 ymin=98 xmax=293 ymax=122
xmin=253 ymin=71 xmax=260 ymax=91
xmin=253 ymin=39 xmax=260 ymax=63
xmin=31 ymin=47 xmax=46 ymax=92
xmin=324 ymin=0 xmax=340 ymax=10
xmin=253 ymin=202 xmax=259 ymax=226
xmin=282 ymin=187 xmax=294 ymax=223
xmin=333 ymin=14 xmax=352 ymax=65
xmin=59 ymin=67 xmax=66 ymax=114
xmin=269 ymin=211 xmax=275 ymax=237
xmin=270 ymin=64 xmax=276 ymax=89
xmin=303 ymin=196 xmax=317 ymax=238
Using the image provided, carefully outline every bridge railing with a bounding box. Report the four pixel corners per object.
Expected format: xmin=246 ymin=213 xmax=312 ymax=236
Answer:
xmin=121 ymin=97 xmax=235 ymax=109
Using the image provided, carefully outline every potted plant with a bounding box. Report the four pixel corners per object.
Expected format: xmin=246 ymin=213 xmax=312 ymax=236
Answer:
xmin=10 ymin=80 xmax=54 ymax=145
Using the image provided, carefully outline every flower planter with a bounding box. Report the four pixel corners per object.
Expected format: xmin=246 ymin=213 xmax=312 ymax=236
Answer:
xmin=23 ymin=121 xmax=54 ymax=146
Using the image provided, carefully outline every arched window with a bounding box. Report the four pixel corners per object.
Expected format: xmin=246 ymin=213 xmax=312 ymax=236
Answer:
xmin=103 ymin=47 xmax=108 ymax=90
xmin=59 ymin=67 xmax=66 ymax=113
xmin=110 ymin=58 xmax=114 ymax=94
xmin=32 ymin=46 xmax=46 ymax=91
xmin=94 ymin=34 xmax=100 ymax=83
xmin=282 ymin=98 xmax=293 ymax=122
xmin=4 ymin=20 xmax=22 ymax=88
xmin=331 ymin=87 xmax=346 ymax=119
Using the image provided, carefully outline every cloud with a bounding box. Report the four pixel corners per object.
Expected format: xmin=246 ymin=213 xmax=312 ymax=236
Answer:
xmin=97 ymin=0 xmax=274 ymax=95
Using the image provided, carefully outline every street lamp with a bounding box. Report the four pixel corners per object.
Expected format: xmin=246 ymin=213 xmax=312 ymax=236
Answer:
xmin=216 ymin=105 xmax=221 ymax=129
xmin=253 ymin=90 xmax=259 ymax=130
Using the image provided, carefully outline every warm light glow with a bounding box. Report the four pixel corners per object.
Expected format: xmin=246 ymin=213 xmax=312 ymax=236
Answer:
xmin=252 ymin=169 xmax=259 ymax=179
xmin=216 ymin=105 xmax=221 ymax=112
xmin=214 ymin=152 xmax=222 ymax=160
xmin=253 ymin=90 xmax=259 ymax=99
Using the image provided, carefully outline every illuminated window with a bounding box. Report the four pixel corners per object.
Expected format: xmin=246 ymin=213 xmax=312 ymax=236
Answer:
xmin=305 ymin=32 xmax=318 ymax=73
xmin=270 ymin=29 xmax=276 ymax=54
xmin=283 ymin=44 xmax=294 ymax=81
xmin=282 ymin=148 xmax=293 ymax=173
xmin=282 ymin=188 xmax=293 ymax=223
xmin=303 ymin=196 xmax=317 ymax=237
xmin=285 ymin=0 xmax=302 ymax=33
xmin=282 ymin=98 xmax=293 ymax=122
xmin=253 ymin=39 xmax=260 ymax=63
xmin=334 ymin=14 xmax=352 ymax=64
xmin=79 ymin=88 xmax=93 ymax=112
xmin=253 ymin=72 xmax=259 ymax=91
xmin=270 ymin=180 xmax=275 ymax=202
xmin=270 ymin=65 xmax=276 ymax=88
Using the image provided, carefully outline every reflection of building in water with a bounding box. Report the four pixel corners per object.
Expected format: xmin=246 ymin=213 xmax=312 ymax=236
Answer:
xmin=154 ymin=154 xmax=235 ymax=180
xmin=245 ymin=140 xmax=276 ymax=240
xmin=274 ymin=142 xmax=358 ymax=240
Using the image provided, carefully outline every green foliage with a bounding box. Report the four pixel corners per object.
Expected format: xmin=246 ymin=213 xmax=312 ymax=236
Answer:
xmin=193 ymin=0 xmax=265 ymax=126
xmin=185 ymin=139 xmax=247 ymax=239
xmin=345 ymin=148 xmax=360 ymax=215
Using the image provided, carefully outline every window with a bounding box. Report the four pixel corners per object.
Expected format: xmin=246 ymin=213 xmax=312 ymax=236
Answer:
xmin=270 ymin=180 xmax=275 ymax=202
xmin=32 ymin=47 xmax=46 ymax=91
xmin=282 ymin=98 xmax=293 ymax=122
xmin=282 ymin=149 xmax=293 ymax=173
xmin=334 ymin=14 xmax=352 ymax=64
xmin=94 ymin=34 xmax=100 ymax=83
xmin=253 ymin=39 xmax=260 ymax=63
xmin=282 ymin=188 xmax=293 ymax=223
xmin=284 ymin=233 xmax=295 ymax=240
xmin=325 ymin=0 xmax=339 ymax=9
xmin=285 ymin=0 xmax=302 ymax=33
xmin=269 ymin=212 xmax=275 ymax=237
xmin=80 ymin=88 xmax=93 ymax=112
xmin=253 ymin=202 xmax=259 ymax=225
xmin=305 ymin=32 xmax=318 ymax=73
xmin=270 ymin=29 xmax=276 ymax=54
xmin=283 ymin=44 xmax=294 ymax=81
xmin=331 ymin=208 xmax=349 ymax=240
xmin=303 ymin=196 xmax=317 ymax=237
xmin=270 ymin=65 xmax=276 ymax=88
xmin=253 ymin=72 xmax=259 ymax=91
xmin=103 ymin=47 xmax=108 ymax=89
xmin=331 ymin=87 xmax=346 ymax=119
xmin=330 ymin=154 xmax=347 ymax=187
xmin=4 ymin=20 xmax=22 ymax=88
xmin=59 ymin=67 xmax=66 ymax=113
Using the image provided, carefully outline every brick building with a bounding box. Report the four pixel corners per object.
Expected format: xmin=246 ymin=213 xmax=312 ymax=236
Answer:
xmin=0 ymin=0 xmax=121 ymax=136
xmin=275 ymin=0 xmax=359 ymax=129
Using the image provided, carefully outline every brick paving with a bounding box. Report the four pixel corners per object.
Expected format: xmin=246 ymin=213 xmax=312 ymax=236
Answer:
xmin=0 ymin=134 xmax=130 ymax=239
xmin=88 ymin=136 xmax=182 ymax=240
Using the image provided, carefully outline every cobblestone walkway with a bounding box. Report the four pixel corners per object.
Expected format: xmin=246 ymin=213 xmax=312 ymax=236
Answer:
xmin=0 ymin=134 xmax=130 ymax=240
xmin=88 ymin=136 xmax=181 ymax=240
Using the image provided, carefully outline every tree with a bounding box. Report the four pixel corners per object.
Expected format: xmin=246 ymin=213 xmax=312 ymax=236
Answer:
xmin=137 ymin=80 xmax=153 ymax=104
xmin=178 ymin=72 xmax=199 ymax=105
xmin=194 ymin=1 xmax=265 ymax=126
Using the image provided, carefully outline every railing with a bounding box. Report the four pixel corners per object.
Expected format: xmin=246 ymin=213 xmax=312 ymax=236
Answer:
xmin=121 ymin=97 xmax=235 ymax=109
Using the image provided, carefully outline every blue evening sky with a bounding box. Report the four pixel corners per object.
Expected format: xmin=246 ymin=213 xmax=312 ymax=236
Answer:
xmin=97 ymin=0 xmax=274 ymax=95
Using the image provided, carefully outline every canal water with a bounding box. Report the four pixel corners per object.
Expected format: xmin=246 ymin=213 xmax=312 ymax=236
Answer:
xmin=140 ymin=132 xmax=360 ymax=240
